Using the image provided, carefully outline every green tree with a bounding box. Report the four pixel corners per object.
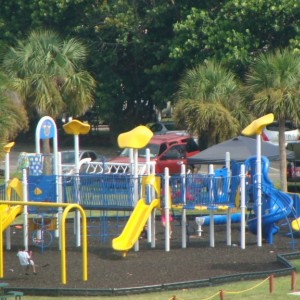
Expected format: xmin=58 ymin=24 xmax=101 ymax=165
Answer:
xmin=82 ymin=1 xmax=189 ymax=133
xmin=246 ymin=49 xmax=300 ymax=192
xmin=2 ymin=30 xmax=95 ymax=169
xmin=3 ymin=29 xmax=95 ymax=121
xmin=173 ymin=61 xmax=250 ymax=149
xmin=170 ymin=0 xmax=300 ymax=77
xmin=0 ymin=71 xmax=28 ymax=151
xmin=2 ymin=0 xmax=300 ymax=137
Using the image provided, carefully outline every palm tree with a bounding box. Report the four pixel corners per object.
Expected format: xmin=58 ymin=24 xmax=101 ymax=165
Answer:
xmin=0 ymin=71 xmax=28 ymax=153
xmin=2 ymin=30 xmax=95 ymax=172
xmin=246 ymin=48 xmax=300 ymax=192
xmin=173 ymin=61 xmax=250 ymax=149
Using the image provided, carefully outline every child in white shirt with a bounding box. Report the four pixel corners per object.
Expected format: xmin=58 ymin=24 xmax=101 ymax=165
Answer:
xmin=17 ymin=249 xmax=37 ymax=275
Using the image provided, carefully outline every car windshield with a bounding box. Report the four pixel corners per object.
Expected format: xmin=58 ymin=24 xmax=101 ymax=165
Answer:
xmin=61 ymin=152 xmax=76 ymax=164
xmin=266 ymin=121 xmax=298 ymax=131
xmin=164 ymin=123 xmax=182 ymax=130
xmin=120 ymin=143 xmax=160 ymax=158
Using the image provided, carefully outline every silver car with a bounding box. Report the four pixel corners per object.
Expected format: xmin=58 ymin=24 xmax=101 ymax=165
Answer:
xmin=262 ymin=121 xmax=300 ymax=145
xmin=148 ymin=121 xmax=185 ymax=135
xmin=61 ymin=150 xmax=98 ymax=175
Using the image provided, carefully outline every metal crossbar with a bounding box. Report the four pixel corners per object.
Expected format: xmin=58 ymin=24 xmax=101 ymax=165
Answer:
xmin=80 ymin=161 xmax=155 ymax=175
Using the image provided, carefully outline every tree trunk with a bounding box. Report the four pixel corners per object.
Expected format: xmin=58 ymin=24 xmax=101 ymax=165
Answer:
xmin=278 ymin=119 xmax=287 ymax=192
xmin=42 ymin=138 xmax=52 ymax=175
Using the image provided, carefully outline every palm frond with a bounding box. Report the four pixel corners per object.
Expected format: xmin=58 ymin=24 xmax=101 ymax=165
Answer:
xmin=2 ymin=29 xmax=95 ymax=120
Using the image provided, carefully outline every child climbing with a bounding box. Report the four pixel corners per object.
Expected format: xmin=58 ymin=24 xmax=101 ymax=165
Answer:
xmin=160 ymin=208 xmax=173 ymax=238
xmin=160 ymin=184 xmax=174 ymax=239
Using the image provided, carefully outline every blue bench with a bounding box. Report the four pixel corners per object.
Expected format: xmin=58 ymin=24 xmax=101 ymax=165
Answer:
xmin=7 ymin=291 xmax=23 ymax=300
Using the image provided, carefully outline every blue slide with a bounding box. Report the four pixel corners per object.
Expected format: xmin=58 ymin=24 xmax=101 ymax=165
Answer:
xmin=246 ymin=156 xmax=293 ymax=244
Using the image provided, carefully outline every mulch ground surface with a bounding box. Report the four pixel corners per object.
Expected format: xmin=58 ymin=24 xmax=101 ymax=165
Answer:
xmin=2 ymin=216 xmax=299 ymax=290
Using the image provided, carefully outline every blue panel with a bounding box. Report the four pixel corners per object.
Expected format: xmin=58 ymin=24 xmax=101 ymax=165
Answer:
xmin=28 ymin=175 xmax=56 ymax=202
xmin=39 ymin=119 xmax=55 ymax=139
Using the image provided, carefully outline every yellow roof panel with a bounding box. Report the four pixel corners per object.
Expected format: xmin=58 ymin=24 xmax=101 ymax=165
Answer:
xmin=118 ymin=125 xmax=153 ymax=149
xmin=242 ymin=113 xmax=274 ymax=136
xmin=63 ymin=120 xmax=90 ymax=135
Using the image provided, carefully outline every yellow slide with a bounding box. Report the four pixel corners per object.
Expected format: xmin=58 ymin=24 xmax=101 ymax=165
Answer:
xmin=291 ymin=217 xmax=300 ymax=231
xmin=112 ymin=198 xmax=159 ymax=252
xmin=0 ymin=204 xmax=23 ymax=231
xmin=0 ymin=177 xmax=23 ymax=232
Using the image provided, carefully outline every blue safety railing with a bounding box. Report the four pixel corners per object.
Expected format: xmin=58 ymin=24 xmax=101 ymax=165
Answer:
xmin=0 ymin=183 xmax=5 ymax=199
xmin=167 ymin=173 xmax=240 ymax=210
xmin=62 ymin=173 xmax=136 ymax=210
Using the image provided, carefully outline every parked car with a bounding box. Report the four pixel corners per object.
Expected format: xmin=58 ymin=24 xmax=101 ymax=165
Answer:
xmin=60 ymin=150 xmax=98 ymax=175
xmin=148 ymin=121 xmax=185 ymax=135
xmin=262 ymin=120 xmax=300 ymax=145
xmin=108 ymin=133 xmax=200 ymax=174
xmin=148 ymin=121 xmax=198 ymax=145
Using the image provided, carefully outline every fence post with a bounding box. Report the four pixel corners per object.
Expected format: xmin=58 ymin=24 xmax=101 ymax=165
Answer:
xmin=219 ymin=289 xmax=224 ymax=300
xmin=292 ymin=271 xmax=297 ymax=291
xmin=269 ymin=274 xmax=274 ymax=293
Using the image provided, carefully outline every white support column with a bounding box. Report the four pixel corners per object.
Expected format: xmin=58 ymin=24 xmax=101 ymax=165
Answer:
xmin=181 ymin=164 xmax=187 ymax=248
xmin=5 ymin=150 xmax=11 ymax=250
xmin=74 ymin=134 xmax=81 ymax=247
xmin=226 ymin=151 xmax=231 ymax=246
xmin=164 ymin=167 xmax=170 ymax=252
xmin=133 ymin=149 xmax=139 ymax=252
xmin=145 ymin=149 xmax=153 ymax=245
xmin=226 ymin=209 xmax=231 ymax=246
xmin=256 ymin=134 xmax=262 ymax=247
xmin=57 ymin=153 xmax=63 ymax=246
xmin=208 ymin=164 xmax=215 ymax=248
xmin=23 ymin=169 xmax=29 ymax=251
xmin=240 ymin=164 xmax=246 ymax=249
xmin=225 ymin=152 xmax=231 ymax=176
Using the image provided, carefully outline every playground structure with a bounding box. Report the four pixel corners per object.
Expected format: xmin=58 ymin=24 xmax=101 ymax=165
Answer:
xmin=112 ymin=174 xmax=161 ymax=255
xmin=2 ymin=114 xmax=300 ymax=280
xmin=0 ymin=178 xmax=87 ymax=284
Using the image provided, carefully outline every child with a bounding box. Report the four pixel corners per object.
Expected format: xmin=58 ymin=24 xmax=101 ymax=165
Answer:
xmin=140 ymin=224 xmax=148 ymax=240
xmin=17 ymin=249 xmax=37 ymax=275
xmin=160 ymin=208 xmax=173 ymax=238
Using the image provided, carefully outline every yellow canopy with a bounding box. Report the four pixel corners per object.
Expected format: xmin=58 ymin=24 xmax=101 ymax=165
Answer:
xmin=117 ymin=125 xmax=153 ymax=149
xmin=63 ymin=120 xmax=90 ymax=135
xmin=242 ymin=113 xmax=274 ymax=136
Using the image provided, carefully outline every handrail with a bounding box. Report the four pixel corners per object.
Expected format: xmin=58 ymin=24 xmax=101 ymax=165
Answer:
xmin=0 ymin=201 xmax=87 ymax=284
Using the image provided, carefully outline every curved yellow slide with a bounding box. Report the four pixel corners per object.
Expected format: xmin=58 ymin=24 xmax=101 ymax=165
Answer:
xmin=0 ymin=204 xmax=23 ymax=231
xmin=112 ymin=198 xmax=159 ymax=252
xmin=291 ymin=217 xmax=300 ymax=231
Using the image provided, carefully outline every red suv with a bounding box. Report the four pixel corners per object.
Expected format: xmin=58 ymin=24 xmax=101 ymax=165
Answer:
xmin=108 ymin=133 xmax=200 ymax=174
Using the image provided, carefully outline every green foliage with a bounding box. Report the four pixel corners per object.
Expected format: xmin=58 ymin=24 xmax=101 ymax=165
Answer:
xmin=174 ymin=60 xmax=251 ymax=148
xmin=246 ymin=48 xmax=300 ymax=191
xmin=170 ymin=0 xmax=300 ymax=76
xmin=247 ymin=49 xmax=300 ymax=123
xmin=2 ymin=30 xmax=95 ymax=119
xmin=1 ymin=0 xmax=300 ymax=137
xmin=0 ymin=71 xmax=28 ymax=147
